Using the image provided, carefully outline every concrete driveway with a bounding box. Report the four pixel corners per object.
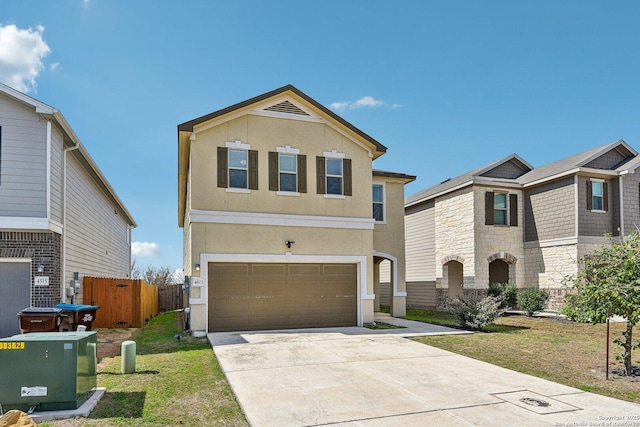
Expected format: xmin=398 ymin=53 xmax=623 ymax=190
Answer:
xmin=210 ymin=316 xmax=640 ymax=426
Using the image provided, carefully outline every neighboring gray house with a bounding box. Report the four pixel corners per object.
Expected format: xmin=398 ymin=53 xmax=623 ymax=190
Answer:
xmin=0 ymin=83 xmax=136 ymax=337
xmin=404 ymin=140 xmax=640 ymax=310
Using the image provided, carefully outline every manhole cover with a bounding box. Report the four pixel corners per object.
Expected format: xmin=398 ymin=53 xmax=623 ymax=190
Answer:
xmin=519 ymin=397 xmax=550 ymax=407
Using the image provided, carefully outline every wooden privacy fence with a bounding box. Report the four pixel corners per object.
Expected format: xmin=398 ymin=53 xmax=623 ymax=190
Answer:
xmin=158 ymin=284 xmax=184 ymax=312
xmin=84 ymin=276 xmax=159 ymax=328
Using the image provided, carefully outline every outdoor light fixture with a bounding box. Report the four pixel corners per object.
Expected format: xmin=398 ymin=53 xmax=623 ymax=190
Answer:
xmin=285 ymin=240 xmax=295 ymax=249
xmin=37 ymin=264 xmax=44 ymax=273
xmin=195 ymin=263 xmax=200 ymax=271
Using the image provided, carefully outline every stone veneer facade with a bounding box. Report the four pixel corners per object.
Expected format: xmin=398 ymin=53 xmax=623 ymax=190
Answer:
xmin=0 ymin=231 xmax=62 ymax=307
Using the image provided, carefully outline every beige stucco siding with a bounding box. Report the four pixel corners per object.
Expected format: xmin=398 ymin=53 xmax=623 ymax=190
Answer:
xmin=190 ymin=115 xmax=373 ymax=218
xmin=189 ymin=222 xmax=375 ymax=330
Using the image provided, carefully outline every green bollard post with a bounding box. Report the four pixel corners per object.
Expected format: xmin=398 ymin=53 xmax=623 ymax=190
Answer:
xmin=121 ymin=340 xmax=136 ymax=374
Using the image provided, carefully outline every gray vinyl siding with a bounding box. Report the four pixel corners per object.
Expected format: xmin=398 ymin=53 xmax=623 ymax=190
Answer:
xmin=622 ymin=171 xmax=640 ymax=233
xmin=379 ymin=282 xmax=390 ymax=306
xmin=0 ymin=94 xmax=47 ymax=218
xmin=578 ymin=176 xmax=615 ymax=237
xmin=583 ymin=149 xmax=629 ymax=170
xmin=480 ymin=160 xmax=528 ymax=179
xmin=406 ymin=281 xmax=437 ymax=309
xmin=64 ymin=151 xmax=131 ymax=290
xmin=405 ymin=200 xmax=435 ymax=282
xmin=524 ymin=176 xmax=575 ymax=242
xmin=49 ymin=124 xmax=64 ymax=223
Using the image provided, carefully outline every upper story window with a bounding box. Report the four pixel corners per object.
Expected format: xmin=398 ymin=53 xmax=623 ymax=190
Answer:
xmin=269 ymin=146 xmax=307 ymax=194
xmin=229 ymin=149 xmax=248 ymax=189
xmin=493 ymin=193 xmax=507 ymax=225
xmin=485 ymin=191 xmax=518 ymax=227
xmin=217 ymin=141 xmax=258 ymax=191
xmin=326 ymin=159 xmax=343 ymax=195
xmin=587 ymin=179 xmax=608 ymax=212
xmin=316 ymin=151 xmax=352 ymax=197
xmin=373 ymin=184 xmax=384 ymax=222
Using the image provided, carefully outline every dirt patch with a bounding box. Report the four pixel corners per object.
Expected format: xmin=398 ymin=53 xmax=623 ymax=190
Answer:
xmin=95 ymin=327 xmax=138 ymax=368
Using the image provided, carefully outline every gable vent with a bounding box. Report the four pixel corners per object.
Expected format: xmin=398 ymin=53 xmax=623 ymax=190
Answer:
xmin=265 ymin=100 xmax=310 ymax=116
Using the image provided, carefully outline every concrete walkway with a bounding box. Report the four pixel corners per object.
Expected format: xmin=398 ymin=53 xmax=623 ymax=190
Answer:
xmin=210 ymin=316 xmax=640 ymax=426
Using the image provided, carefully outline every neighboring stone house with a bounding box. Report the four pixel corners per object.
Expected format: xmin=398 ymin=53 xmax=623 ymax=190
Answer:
xmin=178 ymin=85 xmax=414 ymax=333
xmin=0 ymin=83 xmax=136 ymax=337
xmin=404 ymin=140 xmax=640 ymax=310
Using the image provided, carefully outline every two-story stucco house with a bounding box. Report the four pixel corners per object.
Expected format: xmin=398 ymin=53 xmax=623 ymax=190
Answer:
xmin=178 ymin=85 xmax=414 ymax=333
xmin=404 ymin=140 xmax=640 ymax=310
xmin=0 ymin=83 xmax=136 ymax=337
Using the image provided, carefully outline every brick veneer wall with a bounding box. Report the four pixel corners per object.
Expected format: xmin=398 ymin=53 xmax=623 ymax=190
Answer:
xmin=0 ymin=231 xmax=61 ymax=307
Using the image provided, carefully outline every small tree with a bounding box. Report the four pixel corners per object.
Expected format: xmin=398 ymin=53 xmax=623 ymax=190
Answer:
xmin=517 ymin=288 xmax=549 ymax=316
xmin=445 ymin=291 xmax=506 ymax=331
xmin=562 ymin=232 xmax=640 ymax=376
xmin=131 ymin=260 xmax=179 ymax=286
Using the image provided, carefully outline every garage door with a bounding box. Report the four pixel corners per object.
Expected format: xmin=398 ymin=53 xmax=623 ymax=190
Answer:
xmin=0 ymin=262 xmax=30 ymax=338
xmin=209 ymin=263 xmax=357 ymax=332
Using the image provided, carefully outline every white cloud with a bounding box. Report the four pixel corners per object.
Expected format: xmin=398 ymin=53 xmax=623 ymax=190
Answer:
xmin=49 ymin=62 xmax=59 ymax=71
xmin=329 ymin=96 xmax=401 ymax=113
xmin=132 ymin=241 xmax=161 ymax=258
xmin=0 ymin=24 xmax=51 ymax=93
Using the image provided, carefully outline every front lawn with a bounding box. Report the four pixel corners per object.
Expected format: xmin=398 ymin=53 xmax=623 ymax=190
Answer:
xmin=413 ymin=314 xmax=640 ymax=403
xmin=42 ymin=311 xmax=247 ymax=426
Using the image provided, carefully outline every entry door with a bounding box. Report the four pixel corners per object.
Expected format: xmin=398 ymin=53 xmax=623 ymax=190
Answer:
xmin=0 ymin=262 xmax=31 ymax=338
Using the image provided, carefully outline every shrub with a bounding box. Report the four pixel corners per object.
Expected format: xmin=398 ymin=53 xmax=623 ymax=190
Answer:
xmin=445 ymin=291 xmax=506 ymax=331
xmin=488 ymin=282 xmax=518 ymax=309
xmin=517 ymin=288 xmax=549 ymax=316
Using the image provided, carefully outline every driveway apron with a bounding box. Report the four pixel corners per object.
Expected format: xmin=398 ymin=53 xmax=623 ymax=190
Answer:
xmin=210 ymin=318 xmax=640 ymax=426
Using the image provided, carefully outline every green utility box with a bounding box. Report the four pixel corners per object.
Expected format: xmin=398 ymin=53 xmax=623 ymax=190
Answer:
xmin=0 ymin=331 xmax=97 ymax=412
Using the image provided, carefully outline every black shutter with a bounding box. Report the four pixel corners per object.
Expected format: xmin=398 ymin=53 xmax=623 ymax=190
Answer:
xmin=268 ymin=152 xmax=278 ymax=191
xmin=343 ymin=158 xmax=352 ymax=196
xmin=603 ymin=182 xmax=608 ymax=211
xmin=316 ymin=156 xmax=326 ymax=194
xmin=586 ymin=180 xmax=593 ymax=210
xmin=298 ymin=154 xmax=307 ymax=193
xmin=485 ymin=192 xmax=494 ymax=225
xmin=217 ymin=147 xmax=228 ymax=188
xmin=248 ymin=150 xmax=259 ymax=190
xmin=509 ymin=194 xmax=518 ymax=227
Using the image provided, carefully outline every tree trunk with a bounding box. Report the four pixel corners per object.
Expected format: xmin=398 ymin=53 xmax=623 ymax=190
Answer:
xmin=624 ymin=322 xmax=633 ymax=376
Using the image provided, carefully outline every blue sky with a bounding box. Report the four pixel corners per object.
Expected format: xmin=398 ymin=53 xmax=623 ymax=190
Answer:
xmin=2 ymin=1 xmax=640 ymax=273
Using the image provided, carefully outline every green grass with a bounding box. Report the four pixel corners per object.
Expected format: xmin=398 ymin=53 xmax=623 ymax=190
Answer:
xmin=42 ymin=311 xmax=247 ymax=426
xmin=413 ymin=315 xmax=640 ymax=404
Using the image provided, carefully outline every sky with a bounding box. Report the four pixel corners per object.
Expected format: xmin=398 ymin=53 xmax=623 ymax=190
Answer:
xmin=2 ymin=1 xmax=640 ymax=274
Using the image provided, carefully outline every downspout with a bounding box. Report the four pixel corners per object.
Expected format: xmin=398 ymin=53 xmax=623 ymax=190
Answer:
xmin=619 ymin=175 xmax=625 ymax=239
xmin=61 ymin=140 xmax=80 ymax=303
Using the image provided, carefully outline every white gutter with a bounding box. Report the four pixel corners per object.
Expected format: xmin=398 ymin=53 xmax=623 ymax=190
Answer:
xmin=61 ymin=139 xmax=80 ymax=303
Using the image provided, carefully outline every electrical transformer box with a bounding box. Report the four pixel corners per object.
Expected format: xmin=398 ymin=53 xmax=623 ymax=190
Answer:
xmin=0 ymin=331 xmax=97 ymax=412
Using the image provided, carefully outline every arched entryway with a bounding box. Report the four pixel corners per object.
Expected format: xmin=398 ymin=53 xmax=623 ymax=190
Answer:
xmin=444 ymin=260 xmax=464 ymax=299
xmin=487 ymin=252 xmax=517 ymax=285
xmin=489 ymin=259 xmax=509 ymax=284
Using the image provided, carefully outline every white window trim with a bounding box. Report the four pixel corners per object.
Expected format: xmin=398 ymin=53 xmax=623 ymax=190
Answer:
xmin=325 ymin=157 xmax=344 ymax=196
xmin=324 ymin=194 xmax=346 ymax=200
xmin=590 ymin=178 xmax=606 ymax=213
xmin=225 ymin=140 xmax=251 ymax=150
xmin=323 ymin=149 xmax=345 ymax=159
xmin=276 ymin=145 xmax=300 ymax=154
xmin=277 ymin=191 xmax=300 ymax=197
xmin=373 ymin=181 xmax=386 ymax=224
xmin=226 ymin=188 xmax=251 ymax=194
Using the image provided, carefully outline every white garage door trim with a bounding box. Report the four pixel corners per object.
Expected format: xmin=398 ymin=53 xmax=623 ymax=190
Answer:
xmin=195 ymin=253 xmax=372 ymax=332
